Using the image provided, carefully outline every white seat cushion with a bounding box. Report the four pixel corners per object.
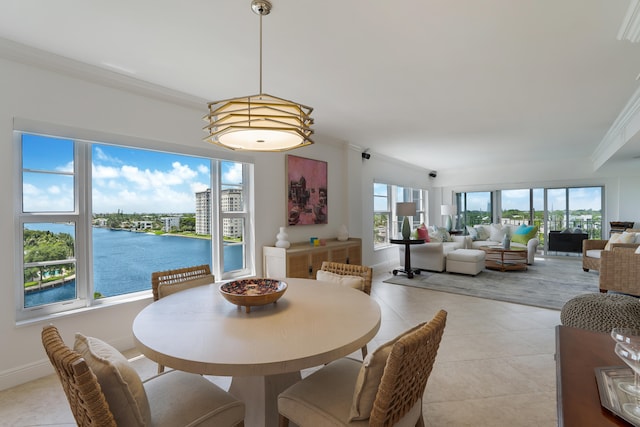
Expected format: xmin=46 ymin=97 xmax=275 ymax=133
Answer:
xmin=447 ymin=249 xmax=485 ymax=262
xmin=586 ymin=249 xmax=603 ymax=259
xmin=144 ymin=370 xmax=245 ymax=427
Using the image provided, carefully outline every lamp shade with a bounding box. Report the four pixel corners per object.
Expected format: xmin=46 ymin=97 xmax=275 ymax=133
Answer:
xmin=397 ymin=202 xmax=417 ymax=217
xmin=441 ymin=204 xmax=456 ymax=216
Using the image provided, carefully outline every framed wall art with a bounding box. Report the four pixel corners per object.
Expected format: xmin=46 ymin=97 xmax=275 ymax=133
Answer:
xmin=286 ymin=155 xmax=328 ymax=226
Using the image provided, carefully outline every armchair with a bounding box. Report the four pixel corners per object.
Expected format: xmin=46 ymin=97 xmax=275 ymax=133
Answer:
xmin=583 ymin=233 xmax=640 ymax=272
xmin=599 ymin=246 xmax=640 ymax=296
xmin=582 ymin=239 xmax=608 ymax=272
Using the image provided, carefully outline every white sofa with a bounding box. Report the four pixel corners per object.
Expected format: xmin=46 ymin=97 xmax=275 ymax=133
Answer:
xmin=399 ymin=236 xmax=466 ymax=272
xmin=465 ymin=224 xmax=539 ymax=265
xmin=398 ymin=224 xmax=539 ymax=272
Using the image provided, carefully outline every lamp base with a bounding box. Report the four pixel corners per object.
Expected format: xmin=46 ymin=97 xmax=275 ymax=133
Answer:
xmin=402 ymin=216 xmax=411 ymax=240
xmin=445 ymin=215 xmax=452 ymax=232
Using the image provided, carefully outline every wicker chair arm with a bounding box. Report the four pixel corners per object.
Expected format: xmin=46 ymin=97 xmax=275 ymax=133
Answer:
xmin=582 ymin=239 xmax=607 ymax=255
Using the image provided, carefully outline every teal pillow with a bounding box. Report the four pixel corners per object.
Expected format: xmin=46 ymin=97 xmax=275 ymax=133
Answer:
xmin=512 ymin=225 xmax=538 ymax=245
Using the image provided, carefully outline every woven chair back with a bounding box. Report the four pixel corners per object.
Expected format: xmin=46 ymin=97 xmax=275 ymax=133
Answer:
xmin=41 ymin=325 xmax=116 ymax=427
xmin=151 ymin=264 xmax=213 ymax=301
xmin=369 ymin=310 xmax=447 ymax=427
xmin=320 ymin=261 xmax=373 ymax=295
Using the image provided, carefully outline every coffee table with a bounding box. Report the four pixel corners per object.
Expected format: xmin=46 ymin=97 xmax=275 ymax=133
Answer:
xmin=481 ymin=246 xmax=528 ymax=271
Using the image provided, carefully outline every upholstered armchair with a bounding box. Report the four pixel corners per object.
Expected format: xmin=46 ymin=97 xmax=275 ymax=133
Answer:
xmin=599 ymin=246 xmax=640 ymax=296
xmin=583 ymin=233 xmax=640 ymax=272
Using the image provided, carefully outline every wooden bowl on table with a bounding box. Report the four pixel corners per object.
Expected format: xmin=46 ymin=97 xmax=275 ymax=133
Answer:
xmin=219 ymin=278 xmax=287 ymax=313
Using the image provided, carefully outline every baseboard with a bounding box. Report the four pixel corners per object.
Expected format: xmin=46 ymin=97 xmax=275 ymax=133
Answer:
xmin=0 ymin=358 xmax=53 ymax=392
xmin=0 ymin=335 xmax=135 ymax=392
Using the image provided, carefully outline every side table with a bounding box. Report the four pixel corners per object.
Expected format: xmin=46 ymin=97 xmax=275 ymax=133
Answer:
xmin=390 ymin=238 xmax=425 ymax=279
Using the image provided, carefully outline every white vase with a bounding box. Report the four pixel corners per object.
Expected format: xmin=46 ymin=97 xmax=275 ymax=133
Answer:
xmin=337 ymin=224 xmax=349 ymax=241
xmin=275 ymin=226 xmax=290 ymax=248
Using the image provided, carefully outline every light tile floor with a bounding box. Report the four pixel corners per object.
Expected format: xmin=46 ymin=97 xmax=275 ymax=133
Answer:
xmin=0 ymin=265 xmax=561 ymax=426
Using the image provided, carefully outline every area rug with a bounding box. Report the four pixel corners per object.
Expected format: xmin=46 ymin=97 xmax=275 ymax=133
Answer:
xmin=382 ymin=257 xmax=599 ymax=310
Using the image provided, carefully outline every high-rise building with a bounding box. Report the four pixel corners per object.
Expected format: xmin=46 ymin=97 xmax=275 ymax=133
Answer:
xmin=195 ymin=189 xmax=211 ymax=235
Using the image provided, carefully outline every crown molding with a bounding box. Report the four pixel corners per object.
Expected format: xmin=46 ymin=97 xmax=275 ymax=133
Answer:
xmin=0 ymin=37 xmax=206 ymax=109
xmin=618 ymin=0 xmax=640 ymax=42
xmin=591 ymin=84 xmax=640 ymax=169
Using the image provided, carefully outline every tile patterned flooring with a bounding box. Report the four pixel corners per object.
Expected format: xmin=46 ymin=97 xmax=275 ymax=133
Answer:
xmin=0 ymin=266 xmax=561 ymax=426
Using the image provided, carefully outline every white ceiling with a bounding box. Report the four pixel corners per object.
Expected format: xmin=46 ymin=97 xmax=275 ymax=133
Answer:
xmin=2 ymin=0 xmax=640 ymax=172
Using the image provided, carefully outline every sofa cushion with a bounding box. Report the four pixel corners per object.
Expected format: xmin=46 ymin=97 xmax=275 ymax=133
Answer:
xmin=74 ymin=333 xmax=151 ymax=427
xmin=474 ymin=225 xmax=490 ymax=241
xmin=466 ymin=225 xmax=478 ymax=240
xmin=512 ymin=225 xmax=538 ymax=245
xmin=489 ymin=224 xmax=508 ymax=242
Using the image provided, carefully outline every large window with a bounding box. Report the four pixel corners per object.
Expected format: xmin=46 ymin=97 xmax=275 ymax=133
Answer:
xmin=456 ymin=191 xmax=492 ymax=229
xmin=374 ymin=182 xmax=427 ymax=248
xmin=16 ymin=131 xmax=253 ymax=321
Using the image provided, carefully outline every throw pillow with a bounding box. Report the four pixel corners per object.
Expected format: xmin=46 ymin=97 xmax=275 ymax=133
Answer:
xmin=416 ymin=223 xmax=429 ymax=242
xmin=466 ymin=225 xmax=478 ymax=240
xmin=511 ymin=225 xmax=538 ymax=245
xmin=636 ymin=245 xmax=640 ymax=254
xmin=74 ymin=333 xmax=151 ymax=427
xmin=349 ymin=322 xmax=426 ymax=421
xmin=489 ymin=223 xmax=507 ymax=243
xmin=474 ymin=225 xmax=490 ymax=241
xmin=605 ymin=232 xmax=637 ymax=250
xmin=429 ymin=226 xmax=451 ymax=242
xmin=316 ymin=269 xmax=365 ymax=291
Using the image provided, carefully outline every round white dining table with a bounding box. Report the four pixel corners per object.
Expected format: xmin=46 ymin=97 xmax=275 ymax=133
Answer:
xmin=132 ymin=278 xmax=381 ymax=427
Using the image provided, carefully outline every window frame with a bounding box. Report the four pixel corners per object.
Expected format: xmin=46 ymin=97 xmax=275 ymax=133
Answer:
xmin=15 ymin=126 xmax=254 ymax=322
xmin=374 ymin=181 xmax=427 ymax=249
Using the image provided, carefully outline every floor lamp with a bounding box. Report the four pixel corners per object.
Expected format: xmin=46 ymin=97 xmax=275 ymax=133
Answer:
xmin=441 ymin=204 xmax=456 ymax=232
xmin=397 ymin=202 xmax=416 ymax=240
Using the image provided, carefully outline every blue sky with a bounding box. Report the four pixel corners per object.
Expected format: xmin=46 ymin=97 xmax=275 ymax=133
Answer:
xmin=22 ymin=133 xmax=243 ymax=214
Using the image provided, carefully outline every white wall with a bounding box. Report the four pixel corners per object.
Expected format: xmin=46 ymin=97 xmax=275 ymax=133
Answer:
xmin=0 ymin=55 xmax=351 ymax=390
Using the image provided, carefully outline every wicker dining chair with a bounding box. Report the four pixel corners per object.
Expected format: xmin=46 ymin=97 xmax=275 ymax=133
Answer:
xmin=42 ymin=325 xmax=116 ymax=427
xmin=151 ymin=264 xmax=214 ymax=302
xmin=151 ymin=264 xmax=214 ymax=373
xmin=278 ymin=309 xmax=447 ymax=427
xmin=42 ymin=324 xmax=245 ymax=427
xmin=320 ymin=261 xmax=373 ymax=295
xmin=319 ymin=261 xmax=373 ymax=358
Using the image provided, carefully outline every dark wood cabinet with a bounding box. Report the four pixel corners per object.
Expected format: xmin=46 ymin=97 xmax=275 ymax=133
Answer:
xmin=548 ymin=231 xmax=588 ymax=253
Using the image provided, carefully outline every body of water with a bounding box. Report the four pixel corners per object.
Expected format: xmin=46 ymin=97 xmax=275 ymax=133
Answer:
xmin=25 ymin=225 xmax=242 ymax=307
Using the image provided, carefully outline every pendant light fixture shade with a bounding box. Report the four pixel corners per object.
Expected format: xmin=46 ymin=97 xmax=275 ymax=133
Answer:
xmin=203 ymin=0 xmax=314 ymax=151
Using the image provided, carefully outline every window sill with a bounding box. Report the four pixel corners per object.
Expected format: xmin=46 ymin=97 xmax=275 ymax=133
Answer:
xmin=16 ymin=291 xmax=153 ymax=328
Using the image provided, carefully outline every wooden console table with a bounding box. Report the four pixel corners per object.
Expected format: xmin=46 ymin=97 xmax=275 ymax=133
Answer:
xmin=555 ymin=325 xmax=628 ymax=426
xmin=263 ymin=238 xmax=361 ymax=279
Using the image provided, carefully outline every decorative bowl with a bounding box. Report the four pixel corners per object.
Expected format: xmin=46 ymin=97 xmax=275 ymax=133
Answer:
xmin=219 ymin=278 xmax=287 ymax=313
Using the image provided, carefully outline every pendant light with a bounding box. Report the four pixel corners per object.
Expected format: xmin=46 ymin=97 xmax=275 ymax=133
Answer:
xmin=203 ymin=0 xmax=314 ymax=151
